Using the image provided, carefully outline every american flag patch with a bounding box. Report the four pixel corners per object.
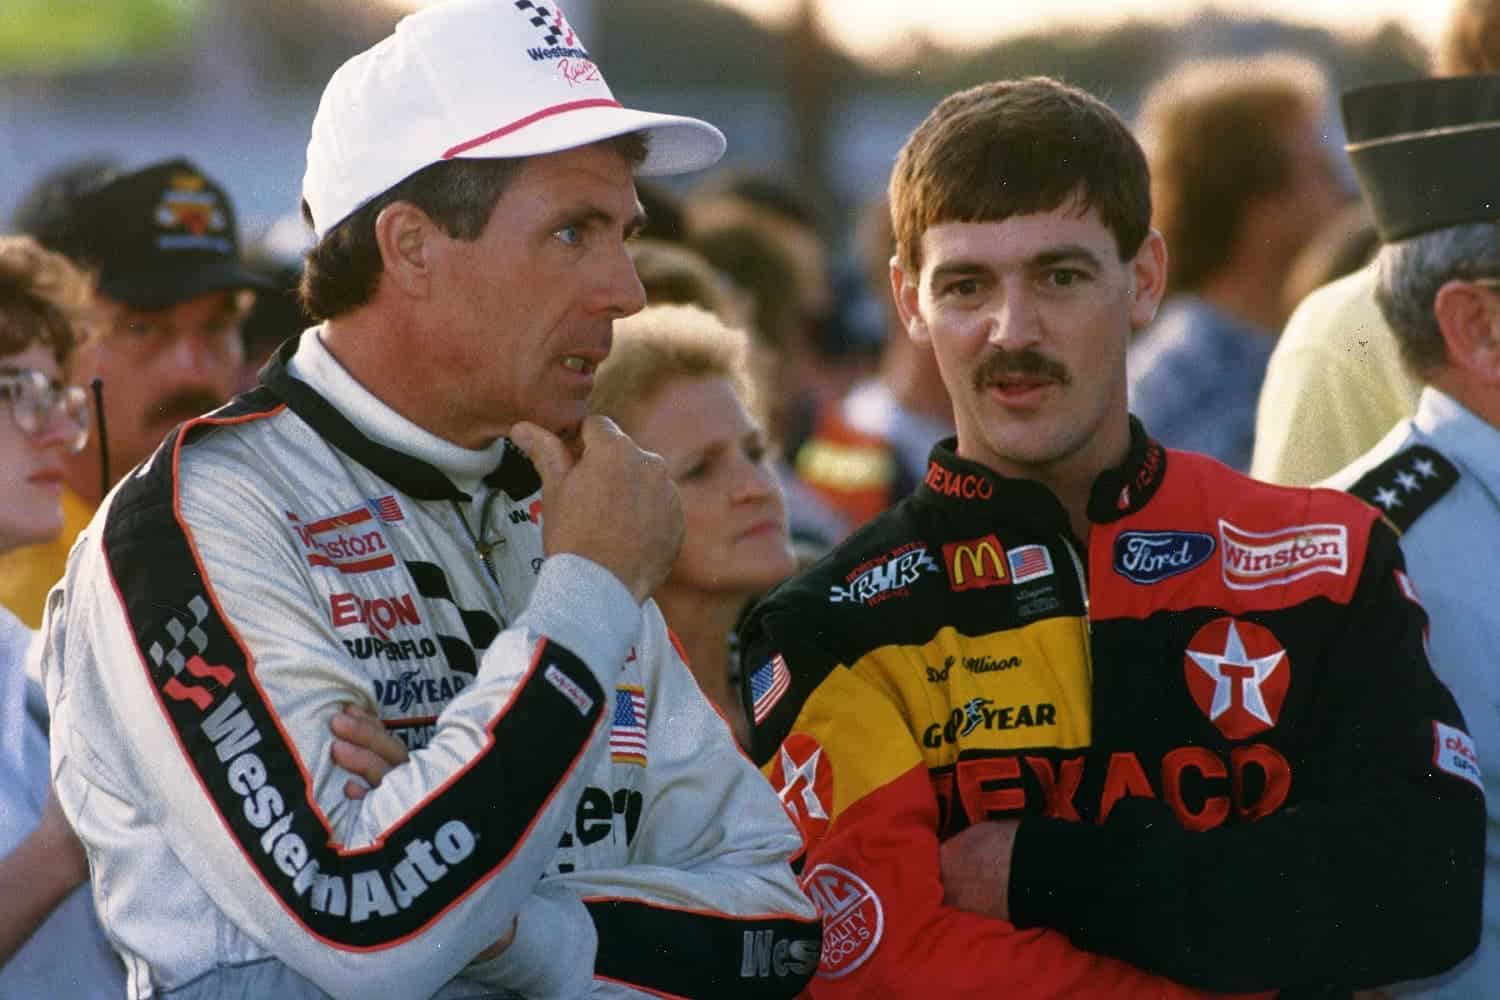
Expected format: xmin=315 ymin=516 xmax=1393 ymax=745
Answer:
xmin=367 ymin=495 xmax=405 ymax=523
xmin=1007 ymin=544 xmax=1054 ymax=583
xmin=750 ymin=653 xmax=792 ymax=725
xmin=610 ymin=685 xmax=648 ymax=766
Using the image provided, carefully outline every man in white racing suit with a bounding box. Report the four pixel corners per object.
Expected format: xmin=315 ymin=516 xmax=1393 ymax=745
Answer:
xmin=38 ymin=2 xmax=820 ymax=997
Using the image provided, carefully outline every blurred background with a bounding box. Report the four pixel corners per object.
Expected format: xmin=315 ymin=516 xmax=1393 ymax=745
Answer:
xmin=0 ymin=0 xmax=1429 ymax=246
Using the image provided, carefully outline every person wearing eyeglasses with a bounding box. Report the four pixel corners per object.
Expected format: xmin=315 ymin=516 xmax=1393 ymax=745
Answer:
xmin=0 ymin=235 xmax=124 ymax=996
xmin=0 ymin=237 xmax=416 ymax=995
xmin=0 ymin=157 xmax=269 ymax=629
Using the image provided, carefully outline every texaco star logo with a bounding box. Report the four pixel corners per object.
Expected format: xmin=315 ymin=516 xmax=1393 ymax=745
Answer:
xmin=1183 ymin=617 xmax=1290 ymax=740
xmin=767 ymin=733 xmax=833 ymax=852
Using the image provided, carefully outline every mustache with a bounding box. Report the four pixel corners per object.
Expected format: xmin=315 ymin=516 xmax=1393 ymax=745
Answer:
xmin=971 ymin=349 xmax=1072 ymax=393
xmin=148 ymin=390 xmax=229 ymax=426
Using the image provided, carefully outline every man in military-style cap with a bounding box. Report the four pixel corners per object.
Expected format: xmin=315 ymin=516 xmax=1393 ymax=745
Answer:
xmin=1326 ymin=73 xmax=1500 ymax=998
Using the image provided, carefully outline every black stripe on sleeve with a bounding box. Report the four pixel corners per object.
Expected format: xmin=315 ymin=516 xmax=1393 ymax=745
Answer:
xmin=103 ymin=411 xmax=607 ymax=950
xmin=586 ymin=899 xmax=821 ymax=998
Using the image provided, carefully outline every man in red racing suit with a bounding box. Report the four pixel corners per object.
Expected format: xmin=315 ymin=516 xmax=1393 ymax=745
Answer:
xmin=741 ymin=76 xmax=1483 ymax=999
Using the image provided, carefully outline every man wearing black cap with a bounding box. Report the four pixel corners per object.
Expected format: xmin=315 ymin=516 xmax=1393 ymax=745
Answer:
xmin=1326 ymin=73 xmax=1500 ymax=998
xmin=0 ymin=157 xmax=266 ymax=627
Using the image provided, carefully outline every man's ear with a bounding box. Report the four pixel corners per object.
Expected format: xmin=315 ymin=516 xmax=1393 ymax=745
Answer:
xmin=1433 ymin=280 xmax=1500 ymax=382
xmin=890 ymin=254 xmax=931 ymax=346
xmin=1127 ymin=229 xmax=1169 ymax=331
xmin=373 ymin=202 xmax=439 ymax=300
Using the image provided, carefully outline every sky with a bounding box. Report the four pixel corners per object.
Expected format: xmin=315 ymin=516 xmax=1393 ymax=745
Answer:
xmin=713 ymin=0 xmax=1446 ymax=60
xmin=393 ymin=0 xmax=1446 ymax=64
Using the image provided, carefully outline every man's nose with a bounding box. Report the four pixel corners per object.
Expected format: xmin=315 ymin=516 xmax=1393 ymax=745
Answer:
xmin=598 ymin=243 xmax=647 ymax=318
xmin=986 ymin=284 xmax=1041 ymax=350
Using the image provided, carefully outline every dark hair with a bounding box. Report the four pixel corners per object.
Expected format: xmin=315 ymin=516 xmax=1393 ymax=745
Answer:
xmin=635 ymin=180 xmax=688 ymax=244
xmin=690 ymin=222 xmax=801 ymax=352
xmin=890 ymin=77 xmax=1151 ymax=272
xmin=12 ymin=156 xmax=125 ymax=261
xmin=713 ymin=172 xmax=819 ymax=232
xmin=300 ymin=133 xmax=649 ymax=320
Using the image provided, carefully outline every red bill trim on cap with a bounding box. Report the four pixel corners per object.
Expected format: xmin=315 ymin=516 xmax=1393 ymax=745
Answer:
xmin=442 ymin=98 xmax=625 ymax=158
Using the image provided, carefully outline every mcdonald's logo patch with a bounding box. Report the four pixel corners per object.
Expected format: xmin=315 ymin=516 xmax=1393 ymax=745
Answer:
xmin=942 ymin=535 xmax=1009 ymax=591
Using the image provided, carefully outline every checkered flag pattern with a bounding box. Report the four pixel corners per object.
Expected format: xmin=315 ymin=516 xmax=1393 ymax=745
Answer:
xmin=514 ymin=1 xmax=566 ymax=46
xmin=148 ymin=595 xmax=211 ymax=675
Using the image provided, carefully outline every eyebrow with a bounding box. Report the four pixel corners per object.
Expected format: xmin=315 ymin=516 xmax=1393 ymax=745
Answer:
xmin=929 ymin=243 xmax=1106 ymax=284
xmin=1029 ymin=244 xmax=1105 ymax=271
xmin=929 ymin=259 xmax=992 ymax=284
xmin=557 ymin=203 xmax=649 ymax=239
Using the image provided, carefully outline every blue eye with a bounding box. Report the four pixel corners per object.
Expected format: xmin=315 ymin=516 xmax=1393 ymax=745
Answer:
xmin=554 ymin=225 xmax=582 ymax=247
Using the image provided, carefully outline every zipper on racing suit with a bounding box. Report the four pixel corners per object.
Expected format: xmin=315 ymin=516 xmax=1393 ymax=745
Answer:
xmin=452 ymin=490 xmax=509 ymax=627
xmin=1062 ymin=534 xmax=1093 ymax=687
xmin=1061 ymin=534 xmax=1090 ymax=628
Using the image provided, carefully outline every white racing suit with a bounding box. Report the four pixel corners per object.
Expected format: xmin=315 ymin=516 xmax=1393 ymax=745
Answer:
xmin=42 ymin=330 xmax=820 ymax=999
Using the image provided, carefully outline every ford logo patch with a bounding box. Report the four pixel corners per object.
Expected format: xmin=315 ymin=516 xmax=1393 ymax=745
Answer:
xmin=1113 ymin=531 xmax=1215 ymax=584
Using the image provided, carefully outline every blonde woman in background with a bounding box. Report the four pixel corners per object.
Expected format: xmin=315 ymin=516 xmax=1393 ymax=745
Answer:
xmin=589 ymin=304 xmax=797 ymax=746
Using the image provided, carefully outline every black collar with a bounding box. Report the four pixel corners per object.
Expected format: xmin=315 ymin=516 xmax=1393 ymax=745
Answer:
xmin=258 ymin=337 xmax=541 ymax=503
xmin=917 ymin=417 xmax=1168 ymax=529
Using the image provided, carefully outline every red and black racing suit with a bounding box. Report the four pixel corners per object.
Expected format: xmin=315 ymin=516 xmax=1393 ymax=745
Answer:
xmin=743 ymin=421 xmax=1483 ymax=998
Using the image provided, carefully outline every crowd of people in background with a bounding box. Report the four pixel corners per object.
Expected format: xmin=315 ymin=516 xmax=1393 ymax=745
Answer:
xmin=2 ymin=0 xmax=1499 ymax=996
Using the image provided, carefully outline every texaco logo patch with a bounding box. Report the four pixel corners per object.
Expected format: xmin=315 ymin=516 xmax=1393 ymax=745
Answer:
xmin=767 ymin=733 xmax=832 ymax=852
xmin=1184 ymin=617 xmax=1290 ymax=740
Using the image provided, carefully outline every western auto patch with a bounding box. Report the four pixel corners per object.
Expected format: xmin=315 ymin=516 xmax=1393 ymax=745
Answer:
xmin=512 ymin=0 xmax=590 ymax=60
xmin=1218 ymin=519 xmax=1347 ymax=590
xmin=1433 ymin=721 xmax=1482 ymax=790
xmin=767 ymin=733 xmax=832 ymax=850
xmin=1184 ymin=618 xmax=1290 ymax=740
xmin=801 ymin=864 xmax=883 ymax=980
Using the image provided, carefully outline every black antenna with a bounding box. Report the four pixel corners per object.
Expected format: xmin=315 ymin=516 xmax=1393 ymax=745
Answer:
xmin=90 ymin=377 xmax=110 ymax=500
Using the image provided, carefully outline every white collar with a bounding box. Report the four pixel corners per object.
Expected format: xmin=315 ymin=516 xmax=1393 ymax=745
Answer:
xmin=286 ymin=328 xmax=508 ymax=496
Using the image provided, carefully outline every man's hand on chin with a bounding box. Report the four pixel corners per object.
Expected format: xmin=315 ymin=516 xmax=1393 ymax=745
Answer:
xmin=940 ymin=819 xmax=1020 ymax=921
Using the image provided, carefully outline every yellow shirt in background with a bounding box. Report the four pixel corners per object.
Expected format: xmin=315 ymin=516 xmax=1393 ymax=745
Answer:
xmin=0 ymin=487 xmax=93 ymax=628
xmin=1251 ymin=264 xmax=1421 ymax=486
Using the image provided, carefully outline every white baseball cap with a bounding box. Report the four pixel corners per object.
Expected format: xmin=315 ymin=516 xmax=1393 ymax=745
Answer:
xmin=302 ymin=0 xmax=727 ymax=238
